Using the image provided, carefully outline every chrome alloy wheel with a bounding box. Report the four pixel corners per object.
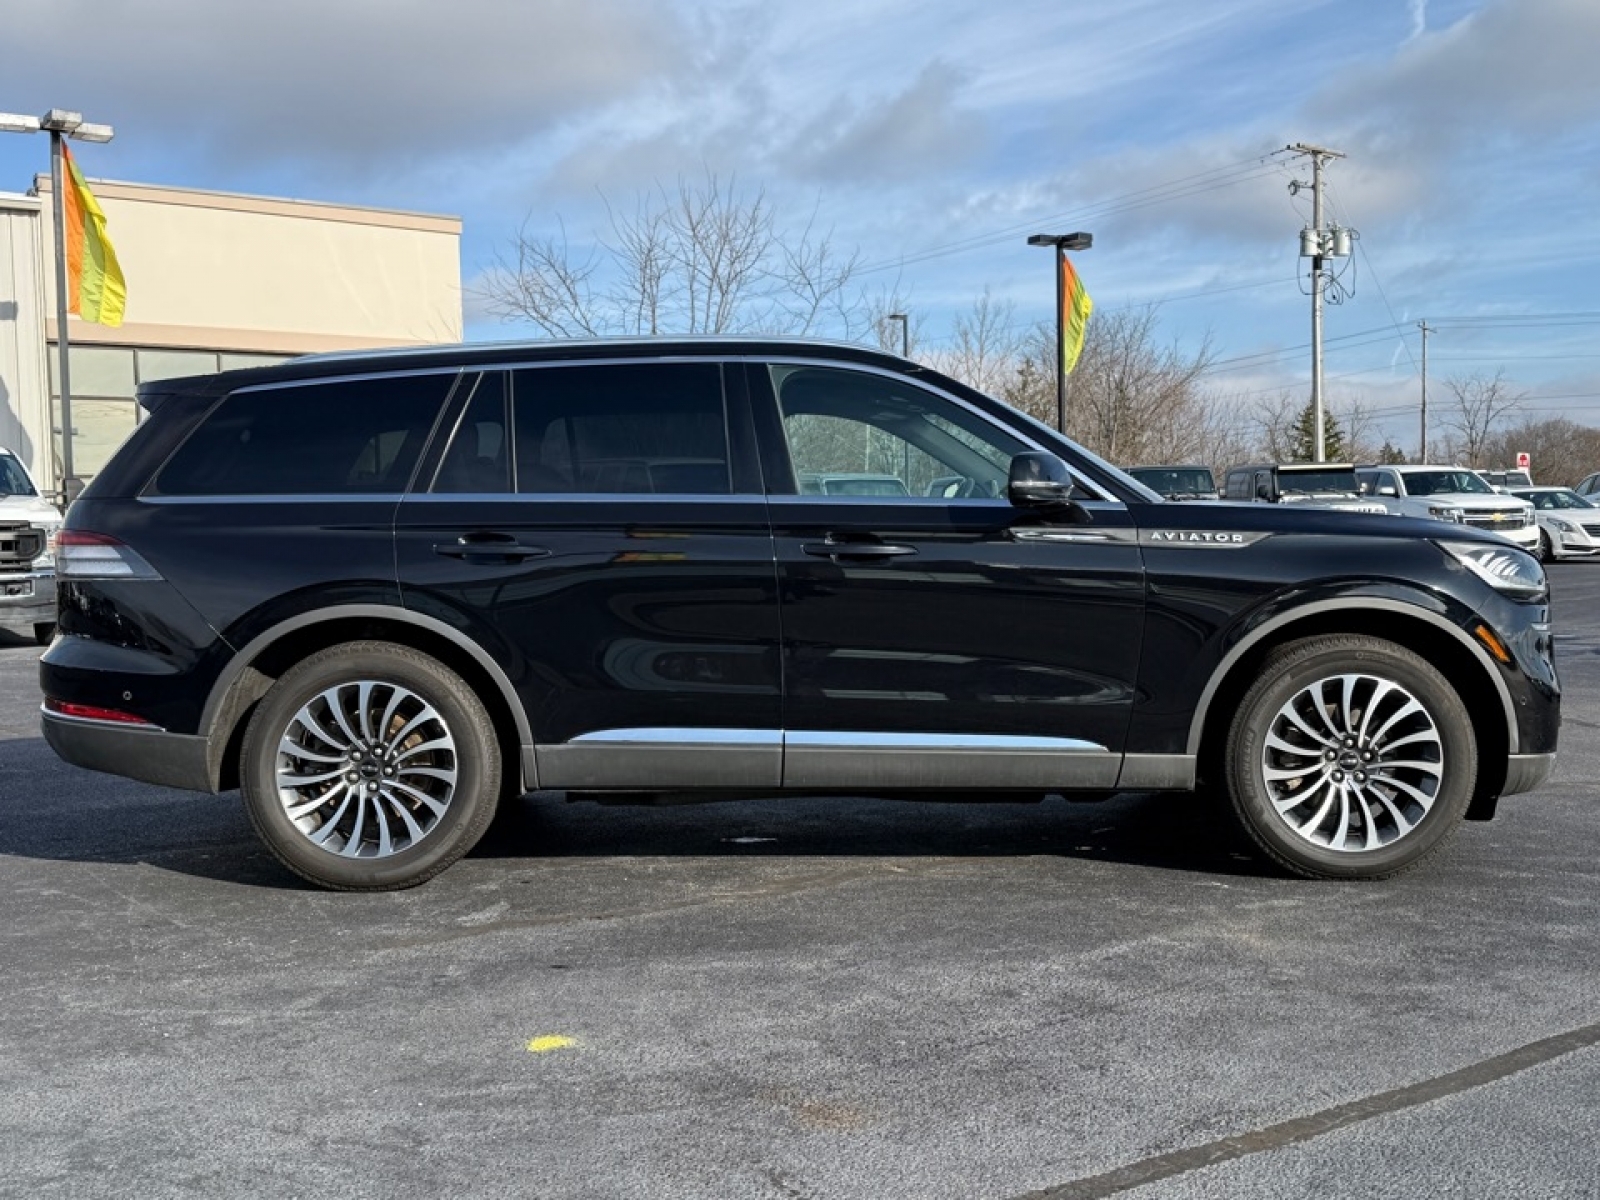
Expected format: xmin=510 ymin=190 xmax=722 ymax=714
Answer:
xmin=274 ymin=680 xmax=459 ymax=858
xmin=1260 ymin=672 xmax=1444 ymax=853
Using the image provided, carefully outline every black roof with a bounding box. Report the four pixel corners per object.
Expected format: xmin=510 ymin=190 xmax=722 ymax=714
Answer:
xmin=136 ymin=336 xmax=917 ymax=405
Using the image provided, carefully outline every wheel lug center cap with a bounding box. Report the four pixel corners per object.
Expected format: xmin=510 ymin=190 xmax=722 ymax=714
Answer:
xmin=1338 ymin=750 xmax=1362 ymax=770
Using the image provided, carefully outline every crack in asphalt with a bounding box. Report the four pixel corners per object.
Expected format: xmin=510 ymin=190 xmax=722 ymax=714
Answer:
xmin=1009 ymin=1019 xmax=1600 ymax=1199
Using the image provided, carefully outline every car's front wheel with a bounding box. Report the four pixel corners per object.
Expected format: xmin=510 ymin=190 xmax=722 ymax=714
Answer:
xmin=1225 ymin=634 xmax=1476 ymax=880
xmin=1537 ymin=530 xmax=1554 ymax=564
xmin=240 ymin=641 xmax=501 ymax=891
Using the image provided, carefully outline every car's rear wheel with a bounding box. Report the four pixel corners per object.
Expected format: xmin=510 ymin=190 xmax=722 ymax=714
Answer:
xmin=1225 ymin=634 xmax=1476 ymax=880
xmin=240 ymin=641 xmax=501 ymax=891
xmin=33 ymin=622 xmax=54 ymax=646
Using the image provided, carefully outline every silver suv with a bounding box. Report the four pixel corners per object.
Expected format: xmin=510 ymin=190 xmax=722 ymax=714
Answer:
xmin=1356 ymin=465 xmax=1538 ymax=551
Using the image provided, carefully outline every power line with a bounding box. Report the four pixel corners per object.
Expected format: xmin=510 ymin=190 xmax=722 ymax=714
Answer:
xmin=855 ymin=150 xmax=1295 ymax=276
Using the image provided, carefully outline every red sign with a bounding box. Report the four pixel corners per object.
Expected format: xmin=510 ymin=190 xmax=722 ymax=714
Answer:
xmin=1516 ymin=452 xmax=1531 ymax=469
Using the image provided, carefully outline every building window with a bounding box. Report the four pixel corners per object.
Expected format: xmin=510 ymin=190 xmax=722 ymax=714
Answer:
xmin=46 ymin=343 xmax=290 ymax=484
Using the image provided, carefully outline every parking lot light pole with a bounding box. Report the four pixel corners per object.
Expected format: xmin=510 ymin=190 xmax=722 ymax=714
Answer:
xmin=0 ymin=108 xmax=116 ymax=505
xmin=1027 ymin=232 xmax=1092 ymax=433
xmin=887 ymin=312 xmax=909 ymax=358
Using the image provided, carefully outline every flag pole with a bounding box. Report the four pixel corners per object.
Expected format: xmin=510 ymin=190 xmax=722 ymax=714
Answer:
xmin=48 ymin=130 xmax=77 ymax=503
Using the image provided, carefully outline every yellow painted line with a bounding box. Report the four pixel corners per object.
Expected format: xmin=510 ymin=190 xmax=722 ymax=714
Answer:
xmin=525 ymin=1035 xmax=576 ymax=1054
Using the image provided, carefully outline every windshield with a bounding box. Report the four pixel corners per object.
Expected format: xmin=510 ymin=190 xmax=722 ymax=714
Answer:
xmin=1129 ymin=468 xmax=1214 ymax=496
xmin=1278 ymin=468 xmax=1359 ymax=494
xmin=1514 ymin=488 xmax=1593 ymax=511
xmin=1401 ymin=469 xmax=1495 ymax=496
xmin=0 ymin=453 xmax=38 ymax=497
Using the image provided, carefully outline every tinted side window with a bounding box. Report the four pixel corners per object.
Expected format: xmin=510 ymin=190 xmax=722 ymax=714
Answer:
xmin=433 ymin=374 xmax=511 ymax=494
xmin=508 ymin=363 xmax=731 ymax=495
xmin=771 ymin=365 xmax=1025 ymax=500
xmin=157 ymin=373 xmax=452 ymax=495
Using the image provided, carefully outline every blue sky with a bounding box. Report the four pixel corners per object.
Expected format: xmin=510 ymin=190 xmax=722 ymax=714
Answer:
xmin=3 ymin=0 xmax=1597 ymax=452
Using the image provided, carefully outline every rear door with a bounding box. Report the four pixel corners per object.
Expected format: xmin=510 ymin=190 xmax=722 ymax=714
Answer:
xmin=393 ymin=359 xmax=782 ymax=790
xmin=749 ymin=360 xmax=1145 ymax=790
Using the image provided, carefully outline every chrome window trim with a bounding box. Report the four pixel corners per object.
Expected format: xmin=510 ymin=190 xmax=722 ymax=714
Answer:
xmin=141 ymin=493 xmax=409 ymax=505
xmin=398 ymin=492 xmax=766 ymax=505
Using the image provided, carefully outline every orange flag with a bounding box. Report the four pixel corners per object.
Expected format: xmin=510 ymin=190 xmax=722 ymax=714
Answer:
xmin=62 ymin=144 xmax=127 ymax=327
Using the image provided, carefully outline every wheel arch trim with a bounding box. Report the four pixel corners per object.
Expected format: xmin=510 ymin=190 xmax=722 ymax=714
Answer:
xmin=1186 ymin=597 xmax=1519 ymax=757
xmin=201 ymin=604 xmax=534 ymax=780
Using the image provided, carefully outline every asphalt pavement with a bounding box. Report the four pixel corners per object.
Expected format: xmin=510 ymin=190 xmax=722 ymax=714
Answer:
xmin=0 ymin=569 xmax=1596 ymax=1199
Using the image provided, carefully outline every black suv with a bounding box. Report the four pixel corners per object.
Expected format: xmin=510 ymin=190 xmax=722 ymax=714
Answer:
xmin=41 ymin=339 xmax=1559 ymax=889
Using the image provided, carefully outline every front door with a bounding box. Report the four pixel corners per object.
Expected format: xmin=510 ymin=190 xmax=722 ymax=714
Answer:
xmin=749 ymin=361 xmax=1145 ymax=789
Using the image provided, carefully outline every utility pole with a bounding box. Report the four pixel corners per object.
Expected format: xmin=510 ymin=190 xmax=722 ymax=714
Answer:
xmin=1418 ymin=320 xmax=1431 ymax=462
xmin=1289 ymin=143 xmax=1347 ymax=463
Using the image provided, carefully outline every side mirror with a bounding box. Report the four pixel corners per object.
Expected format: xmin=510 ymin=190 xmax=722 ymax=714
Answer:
xmin=1008 ymin=452 xmax=1088 ymax=520
xmin=1378 ymin=485 xmax=1398 ymax=497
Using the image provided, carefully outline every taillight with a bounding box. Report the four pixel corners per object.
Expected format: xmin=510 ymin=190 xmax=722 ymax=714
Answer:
xmin=54 ymin=530 xmax=162 ymax=580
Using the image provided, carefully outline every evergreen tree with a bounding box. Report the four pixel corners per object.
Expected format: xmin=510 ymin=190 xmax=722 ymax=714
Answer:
xmin=1291 ymin=399 xmax=1346 ymax=461
xmin=1375 ymin=439 xmax=1408 ymax=465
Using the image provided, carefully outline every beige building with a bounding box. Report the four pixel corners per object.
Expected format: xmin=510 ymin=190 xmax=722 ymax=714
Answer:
xmin=0 ymin=176 xmax=462 ymax=498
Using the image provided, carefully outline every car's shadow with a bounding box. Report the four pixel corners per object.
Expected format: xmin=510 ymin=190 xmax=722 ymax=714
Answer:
xmin=0 ymin=734 xmax=1279 ymax=888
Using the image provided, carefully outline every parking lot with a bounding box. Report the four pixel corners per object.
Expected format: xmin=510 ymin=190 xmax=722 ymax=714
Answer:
xmin=1 ymin=571 xmax=1597 ymax=1199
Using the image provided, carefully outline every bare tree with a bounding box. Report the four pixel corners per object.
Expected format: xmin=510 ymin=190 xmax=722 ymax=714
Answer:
xmin=929 ymin=289 xmax=1024 ymax=397
xmin=1067 ymin=309 xmax=1215 ymax=465
xmin=1246 ymin=392 xmax=1299 ymax=462
xmin=1483 ymin=416 xmax=1600 ymax=486
xmin=863 ymin=286 xmax=922 ymax=358
xmin=1439 ymin=369 xmax=1525 ymax=467
xmin=480 ymin=172 xmax=864 ymax=338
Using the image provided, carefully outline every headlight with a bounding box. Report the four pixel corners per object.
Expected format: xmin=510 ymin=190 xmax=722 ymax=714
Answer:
xmin=1427 ymin=504 xmax=1466 ymax=523
xmin=1548 ymin=518 xmax=1577 ymax=534
xmin=1438 ymin=539 xmax=1546 ymax=598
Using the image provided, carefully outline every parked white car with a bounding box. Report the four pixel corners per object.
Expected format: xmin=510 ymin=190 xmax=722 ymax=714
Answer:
xmin=1509 ymin=486 xmax=1600 ymax=562
xmin=1355 ymin=465 xmax=1539 ymax=553
xmin=0 ymin=446 xmax=61 ymax=644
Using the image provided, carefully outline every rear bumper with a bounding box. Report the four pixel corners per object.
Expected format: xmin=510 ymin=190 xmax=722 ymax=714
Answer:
xmin=41 ymin=708 xmax=213 ymax=793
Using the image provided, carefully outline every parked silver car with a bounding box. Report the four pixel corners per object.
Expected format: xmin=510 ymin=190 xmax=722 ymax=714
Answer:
xmin=1509 ymin=486 xmax=1600 ymax=562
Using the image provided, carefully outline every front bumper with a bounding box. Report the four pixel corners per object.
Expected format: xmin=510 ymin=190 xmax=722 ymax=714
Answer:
xmin=1502 ymin=753 xmax=1556 ymax=797
xmin=1550 ymin=524 xmax=1600 ymax=559
xmin=0 ymin=567 xmax=55 ymax=636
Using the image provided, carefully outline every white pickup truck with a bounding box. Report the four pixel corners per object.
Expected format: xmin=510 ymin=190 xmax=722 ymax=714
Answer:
xmin=1355 ymin=465 xmax=1539 ymax=553
xmin=0 ymin=446 xmax=61 ymax=645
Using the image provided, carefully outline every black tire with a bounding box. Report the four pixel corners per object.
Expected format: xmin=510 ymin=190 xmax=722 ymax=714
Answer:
xmin=1225 ymin=634 xmax=1476 ymax=880
xmin=240 ymin=641 xmax=502 ymax=891
xmin=1538 ymin=531 xmax=1554 ymax=564
xmin=33 ymin=622 xmax=55 ymax=646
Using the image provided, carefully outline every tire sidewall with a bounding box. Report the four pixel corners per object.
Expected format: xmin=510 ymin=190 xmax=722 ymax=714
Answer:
xmin=1227 ymin=635 xmax=1477 ymax=880
xmin=241 ymin=642 xmax=500 ymax=890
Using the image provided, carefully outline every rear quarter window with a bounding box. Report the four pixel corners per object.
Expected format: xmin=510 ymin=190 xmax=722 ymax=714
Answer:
xmin=154 ymin=373 xmax=454 ymax=496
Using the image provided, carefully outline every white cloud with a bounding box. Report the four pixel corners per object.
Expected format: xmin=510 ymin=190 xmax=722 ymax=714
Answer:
xmin=0 ymin=0 xmax=691 ymax=179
